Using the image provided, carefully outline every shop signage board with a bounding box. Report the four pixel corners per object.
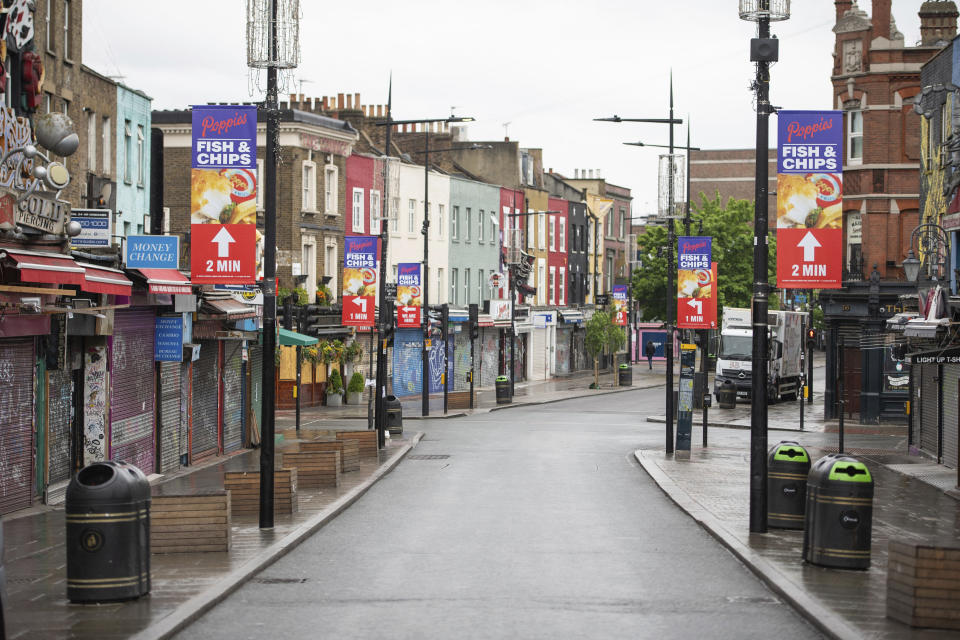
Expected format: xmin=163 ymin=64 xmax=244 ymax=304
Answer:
xmin=341 ymin=236 xmax=378 ymax=327
xmin=776 ymin=110 xmax=843 ymax=289
xmin=69 ymin=208 xmax=112 ymax=248
xmin=155 ymin=316 xmax=184 ymax=362
xmin=125 ymin=235 xmax=179 ymax=269
xmin=612 ymin=285 xmax=628 ymax=326
xmin=677 ymin=236 xmax=718 ymax=329
xmin=397 ymin=262 xmax=422 ymax=328
xmin=5 ymin=190 xmax=70 ymax=235
xmin=189 ymin=104 xmax=258 ymax=284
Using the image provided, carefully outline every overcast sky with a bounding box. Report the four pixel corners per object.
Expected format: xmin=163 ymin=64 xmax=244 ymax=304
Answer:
xmin=84 ymin=1 xmax=933 ymax=215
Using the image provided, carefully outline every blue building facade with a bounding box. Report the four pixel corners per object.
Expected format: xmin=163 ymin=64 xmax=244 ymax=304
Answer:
xmin=115 ymin=84 xmax=152 ymax=238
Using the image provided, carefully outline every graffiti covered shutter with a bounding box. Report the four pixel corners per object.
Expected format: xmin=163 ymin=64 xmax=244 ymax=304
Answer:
xmin=479 ymin=328 xmax=499 ymax=387
xmin=222 ymin=341 xmax=243 ymax=453
xmin=248 ymin=345 xmax=262 ymax=446
xmin=555 ymin=327 xmax=571 ymax=375
xmin=941 ymin=364 xmax=959 ymax=469
xmin=47 ymin=368 xmax=73 ymax=487
xmin=453 ymin=329 xmax=471 ymax=392
xmin=192 ymin=340 xmax=219 ymax=462
xmin=919 ymin=363 xmax=940 ymax=460
xmin=158 ymin=361 xmax=181 ymax=472
xmin=0 ymin=338 xmax=34 ymax=515
xmin=110 ymin=308 xmax=156 ymax=475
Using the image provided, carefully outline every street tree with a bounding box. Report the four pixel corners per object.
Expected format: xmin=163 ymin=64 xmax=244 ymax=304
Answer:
xmin=631 ymin=194 xmax=778 ymax=321
xmin=585 ymin=310 xmax=626 ymax=388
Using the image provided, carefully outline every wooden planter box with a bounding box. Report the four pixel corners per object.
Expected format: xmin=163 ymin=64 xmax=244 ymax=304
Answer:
xmin=447 ymin=390 xmax=476 ymax=410
xmin=224 ymin=469 xmax=297 ymax=515
xmin=150 ymin=491 xmax=231 ymax=553
xmin=301 ymin=439 xmax=360 ymax=472
xmin=887 ymin=540 xmax=960 ymax=630
xmin=336 ymin=430 xmax=378 ymax=458
xmin=281 ymin=451 xmax=341 ymax=487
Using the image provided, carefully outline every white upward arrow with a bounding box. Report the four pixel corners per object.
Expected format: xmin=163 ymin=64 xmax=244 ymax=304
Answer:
xmin=212 ymin=226 xmax=235 ymax=258
xmin=797 ymin=231 xmax=821 ymax=262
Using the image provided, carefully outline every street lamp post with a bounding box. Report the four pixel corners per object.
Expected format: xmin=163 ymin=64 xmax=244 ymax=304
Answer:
xmin=739 ymin=0 xmax=791 ymax=534
xmin=595 ymin=76 xmax=683 ymax=455
xmin=376 ymin=115 xmax=474 ymax=417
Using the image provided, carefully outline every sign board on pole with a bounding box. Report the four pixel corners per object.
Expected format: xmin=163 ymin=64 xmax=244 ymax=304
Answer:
xmin=676 ymin=343 xmax=697 ymax=455
xmin=396 ymin=263 xmax=422 ymax=328
xmin=611 ymin=285 xmax=628 ymax=326
xmin=677 ymin=236 xmax=718 ymax=329
xmin=189 ymin=104 xmax=258 ymax=284
xmin=70 ymin=209 xmax=112 ymax=248
xmin=154 ymin=315 xmax=184 ymax=362
xmin=341 ymin=236 xmax=378 ymax=327
xmin=776 ymin=110 xmax=843 ymax=289
xmin=125 ymin=234 xmax=179 ymax=269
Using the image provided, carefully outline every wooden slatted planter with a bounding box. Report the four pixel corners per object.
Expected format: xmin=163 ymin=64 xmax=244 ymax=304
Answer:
xmin=150 ymin=491 xmax=231 ymax=553
xmin=336 ymin=430 xmax=378 ymax=458
xmin=300 ymin=439 xmax=360 ymax=472
xmin=223 ymin=469 xmax=297 ymax=515
xmin=887 ymin=540 xmax=960 ymax=630
xmin=281 ymin=450 xmax=341 ymax=487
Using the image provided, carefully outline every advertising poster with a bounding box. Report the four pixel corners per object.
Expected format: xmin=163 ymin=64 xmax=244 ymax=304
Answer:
xmin=612 ymin=285 xmax=628 ymax=326
xmin=189 ymin=104 xmax=259 ymax=283
xmin=776 ymin=110 xmax=843 ymax=289
xmin=397 ymin=263 xmax=422 ymax=328
xmin=677 ymin=236 xmax=717 ymax=329
xmin=341 ymin=236 xmax=378 ymax=327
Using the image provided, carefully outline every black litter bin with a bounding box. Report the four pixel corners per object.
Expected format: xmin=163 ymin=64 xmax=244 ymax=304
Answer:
xmin=385 ymin=395 xmax=403 ymax=434
xmin=717 ymin=379 xmax=737 ymax=409
xmin=767 ymin=441 xmax=811 ymax=530
xmin=803 ymin=455 xmax=873 ymax=569
xmin=66 ymin=461 xmax=151 ymax=602
xmin=618 ymin=364 xmax=632 ymax=386
xmin=495 ymin=376 xmax=511 ymax=404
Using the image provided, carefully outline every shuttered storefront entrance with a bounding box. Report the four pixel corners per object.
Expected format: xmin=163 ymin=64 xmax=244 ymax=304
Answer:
xmin=0 ymin=338 xmax=35 ymax=514
xmin=941 ymin=364 xmax=959 ymax=469
xmin=47 ymin=368 xmax=73 ymax=488
xmin=555 ymin=327 xmax=571 ymax=375
xmin=919 ymin=363 xmax=940 ymax=461
xmin=221 ymin=341 xmax=244 ymax=454
xmin=192 ymin=340 xmax=220 ymax=462
xmin=453 ymin=330 xmax=471 ymax=392
xmin=478 ymin=328 xmax=499 ymax=387
xmin=248 ymin=345 xmax=263 ymax=447
xmin=110 ymin=308 xmax=156 ymax=474
xmin=158 ymin=361 xmax=182 ymax=472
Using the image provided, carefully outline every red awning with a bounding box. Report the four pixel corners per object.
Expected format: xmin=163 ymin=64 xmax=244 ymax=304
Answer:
xmin=134 ymin=269 xmax=192 ymax=295
xmin=0 ymin=249 xmax=85 ymax=286
xmin=78 ymin=263 xmax=133 ymax=296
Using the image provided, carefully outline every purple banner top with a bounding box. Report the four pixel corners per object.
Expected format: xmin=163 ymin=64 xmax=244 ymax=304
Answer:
xmin=777 ymin=110 xmax=842 ymax=174
xmin=344 ymin=236 xmax=377 ymax=268
xmin=678 ymin=236 xmax=711 ymax=270
xmin=191 ymin=105 xmax=257 ymax=169
xmin=398 ymin=263 xmax=421 ymax=286
xmin=612 ymin=284 xmax=628 ymax=300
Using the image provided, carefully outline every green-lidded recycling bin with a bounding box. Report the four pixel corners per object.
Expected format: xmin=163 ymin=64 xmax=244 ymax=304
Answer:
xmin=66 ymin=461 xmax=151 ymax=602
xmin=618 ymin=364 xmax=632 ymax=386
xmin=803 ymin=454 xmax=874 ymax=569
xmin=495 ymin=376 xmax=511 ymax=404
xmin=386 ymin=394 xmax=403 ymax=434
xmin=767 ymin=441 xmax=811 ymax=529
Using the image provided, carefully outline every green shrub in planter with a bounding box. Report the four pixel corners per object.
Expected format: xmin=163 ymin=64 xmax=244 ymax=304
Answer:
xmin=328 ymin=369 xmax=344 ymax=394
xmin=347 ymin=372 xmax=364 ymax=393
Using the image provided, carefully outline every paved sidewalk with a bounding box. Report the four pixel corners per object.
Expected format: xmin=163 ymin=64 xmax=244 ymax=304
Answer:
xmin=2 ymin=431 xmax=422 ymax=640
xmin=635 ymin=426 xmax=960 ymax=640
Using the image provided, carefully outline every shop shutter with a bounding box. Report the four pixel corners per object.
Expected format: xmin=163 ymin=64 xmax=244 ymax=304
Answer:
xmin=911 ymin=367 xmax=922 ymax=448
xmin=222 ymin=341 xmax=244 ymax=454
xmin=453 ymin=329 xmax=471 ymax=392
xmin=192 ymin=340 xmax=220 ymax=462
xmin=514 ymin=333 xmax=527 ymax=382
xmin=555 ymin=327 xmax=571 ymax=375
xmin=110 ymin=308 xmax=156 ymax=475
xmin=531 ymin=327 xmax=546 ymax=380
xmin=248 ymin=345 xmax=263 ymax=446
xmin=920 ymin=363 xmax=940 ymax=460
xmin=573 ymin=330 xmax=588 ymax=372
xmin=158 ymin=361 xmax=181 ymax=473
xmin=941 ymin=364 xmax=959 ymax=469
xmin=392 ymin=329 xmax=423 ymax=398
xmin=0 ymin=338 xmax=35 ymax=514
xmin=47 ymin=368 xmax=73 ymax=486
xmin=479 ymin=328 xmax=500 ymax=387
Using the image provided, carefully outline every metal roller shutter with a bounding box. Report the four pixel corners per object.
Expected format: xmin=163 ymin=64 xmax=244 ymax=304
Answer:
xmin=248 ymin=345 xmax=262 ymax=447
xmin=531 ymin=327 xmax=546 ymax=380
xmin=912 ymin=367 xmax=922 ymax=449
xmin=920 ymin=363 xmax=940 ymax=460
xmin=479 ymin=328 xmax=499 ymax=387
xmin=392 ymin=329 xmax=423 ymax=398
xmin=572 ymin=330 xmax=588 ymax=372
xmin=941 ymin=364 xmax=959 ymax=470
xmin=110 ymin=308 xmax=156 ymax=475
xmin=47 ymin=368 xmax=73 ymax=486
xmin=192 ymin=340 xmax=220 ymax=462
xmin=555 ymin=327 xmax=571 ymax=375
xmin=453 ymin=329 xmax=471 ymax=392
xmin=0 ymin=338 xmax=35 ymax=514
xmin=222 ymin=341 xmax=243 ymax=454
xmin=158 ymin=361 xmax=181 ymax=472
xmin=514 ymin=333 xmax=527 ymax=382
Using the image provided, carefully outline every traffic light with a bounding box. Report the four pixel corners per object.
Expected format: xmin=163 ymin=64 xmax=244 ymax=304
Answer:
xmin=469 ymin=303 xmax=479 ymax=340
xmin=806 ymin=328 xmax=816 ymax=344
xmin=299 ymin=304 xmax=321 ymax=336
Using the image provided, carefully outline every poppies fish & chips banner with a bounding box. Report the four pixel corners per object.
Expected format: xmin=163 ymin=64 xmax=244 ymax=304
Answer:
xmin=397 ymin=263 xmax=422 ymax=328
xmin=677 ymin=237 xmax=717 ymax=329
xmin=341 ymin=236 xmax=378 ymax=327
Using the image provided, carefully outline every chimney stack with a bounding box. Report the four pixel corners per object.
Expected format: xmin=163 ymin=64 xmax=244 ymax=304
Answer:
xmin=919 ymin=1 xmax=959 ymax=46
xmin=337 ymin=93 xmax=345 ymax=109
xmin=872 ymin=0 xmax=892 ymax=39
xmin=835 ymin=0 xmax=853 ymax=23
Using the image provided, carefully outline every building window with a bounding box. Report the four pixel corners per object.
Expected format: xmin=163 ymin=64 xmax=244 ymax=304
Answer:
xmin=452 ymin=206 xmax=459 ymax=239
xmin=478 ymin=209 xmax=484 ymax=243
xmin=102 ymin=116 xmax=111 ymax=174
xmin=45 ymin=0 xmax=53 ymax=52
xmin=437 ymin=268 xmax=444 ymax=304
xmin=63 ymin=0 xmax=71 ymax=59
xmin=538 ymin=260 xmax=546 ymax=305
xmin=549 ymin=217 xmax=556 ymax=251
xmin=408 ymin=199 xmax=416 ymax=234
xmin=606 ymin=255 xmax=614 ymax=292
xmin=352 ymin=187 xmax=364 ymax=233
xmin=370 ymin=190 xmax=381 ymax=235
xmin=437 ymin=204 xmax=444 ymax=239
xmin=323 ymin=164 xmax=338 ymax=215
xmin=559 ymin=217 xmax=566 ymax=252
xmin=136 ymin=125 xmax=144 ymax=186
xmin=123 ymin=120 xmax=132 ymax=183
xmin=464 ymin=268 xmax=471 ymax=305
xmin=391 ymin=197 xmax=399 ymax=232
xmin=302 ymin=160 xmax=317 ymax=212
xmin=451 ymin=268 xmax=458 ymax=305
xmin=44 ymin=92 xmax=51 ymax=114
xmin=324 ymin=240 xmax=338 ymax=302
xmin=847 ymin=111 xmax=863 ymax=164
xmin=465 ymin=208 xmax=472 ymax=242
xmin=302 ymin=238 xmax=317 ymax=303
xmin=86 ymin=111 xmax=96 ymax=171
xmin=559 ymin=269 xmax=566 ymax=306
xmin=620 ymin=208 xmax=626 ymax=238
xmin=478 ymin=269 xmax=484 ymax=303
xmin=549 ymin=266 xmax=555 ymax=305
xmin=538 ymin=213 xmax=546 ymax=250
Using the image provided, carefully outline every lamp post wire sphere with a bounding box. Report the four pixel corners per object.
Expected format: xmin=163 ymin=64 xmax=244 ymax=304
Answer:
xmin=246 ymin=0 xmax=301 ymax=68
xmin=738 ymin=0 xmax=790 ymax=21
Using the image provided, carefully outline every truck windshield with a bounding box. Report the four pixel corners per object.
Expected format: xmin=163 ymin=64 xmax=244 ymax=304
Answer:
xmin=719 ymin=336 xmax=752 ymax=359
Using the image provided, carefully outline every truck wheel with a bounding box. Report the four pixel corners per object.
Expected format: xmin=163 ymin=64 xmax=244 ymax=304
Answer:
xmin=767 ymin=383 xmax=780 ymax=404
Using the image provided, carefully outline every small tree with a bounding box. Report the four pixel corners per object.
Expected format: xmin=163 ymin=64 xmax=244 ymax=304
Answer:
xmin=585 ymin=310 xmax=611 ymax=389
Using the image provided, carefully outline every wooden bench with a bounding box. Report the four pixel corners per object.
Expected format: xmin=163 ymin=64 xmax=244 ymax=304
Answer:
xmin=447 ymin=390 xmax=476 ymax=410
xmin=224 ymin=469 xmax=297 ymax=515
xmin=281 ymin=450 xmax=341 ymax=487
xmin=150 ymin=490 xmax=231 ymax=553
xmin=887 ymin=540 xmax=960 ymax=630
xmin=336 ymin=430 xmax=378 ymax=458
xmin=300 ymin=439 xmax=360 ymax=472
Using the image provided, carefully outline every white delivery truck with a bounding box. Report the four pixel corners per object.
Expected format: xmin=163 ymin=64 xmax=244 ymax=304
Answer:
xmin=713 ymin=307 xmax=804 ymax=403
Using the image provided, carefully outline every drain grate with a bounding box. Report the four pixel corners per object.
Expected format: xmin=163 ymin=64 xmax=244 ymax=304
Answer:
xmin=253 ymin=577 xmax=308 ymax=584
xmin=407 ymin=454 xmax=451 ymax=460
